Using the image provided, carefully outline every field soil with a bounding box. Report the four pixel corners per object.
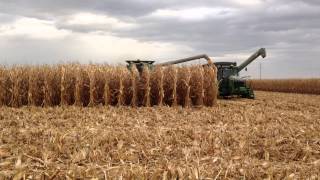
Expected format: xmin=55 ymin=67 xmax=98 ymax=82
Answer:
xmin=0 ymin=91 xmax=319 ymax=179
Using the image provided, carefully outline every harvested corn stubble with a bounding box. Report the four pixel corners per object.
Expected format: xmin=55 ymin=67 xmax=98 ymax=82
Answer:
xmin=0 ymin=91 xmax=319 ymax=179
xmin=0 ymin=64 xmax=218 ymax=107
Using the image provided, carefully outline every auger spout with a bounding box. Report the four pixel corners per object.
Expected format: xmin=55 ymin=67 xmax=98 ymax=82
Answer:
xmin=237 ymin=48 xmax=266 ymax=72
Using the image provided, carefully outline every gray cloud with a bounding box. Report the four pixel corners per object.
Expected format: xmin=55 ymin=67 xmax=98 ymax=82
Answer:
xmin=0 ymin=0 xmax=319 ymax=78
xmin=0 ymin=0 xmax=212 ymax=18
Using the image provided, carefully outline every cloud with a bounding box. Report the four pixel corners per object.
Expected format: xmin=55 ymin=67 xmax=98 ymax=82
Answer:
xmin=56 ymin=12 xmax=138 ymax=33
xmin=149 ymin=7 xmax=237 ymax=21
xmin=0 ymin=17 xmax=193 ymax=65
xmin=0 ymin=0 xmax=319 ymax=78
xmin=0 ymin=17 xmax=70 ymax=40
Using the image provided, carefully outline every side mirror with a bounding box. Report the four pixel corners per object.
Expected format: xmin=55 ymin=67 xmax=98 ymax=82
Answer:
xmin=245 ymin=67 xmax=248 ymax=71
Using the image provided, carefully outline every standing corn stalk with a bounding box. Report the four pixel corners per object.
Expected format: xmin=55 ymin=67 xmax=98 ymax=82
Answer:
xmin=44 ymin=66 xmax=61 ymax=106
xmin=10 ymin=66 xmax=29 ymax=107
xmin=176 ymin=67 xmax=191 ymax=107
xmin=190 ymin=66 xmax=204 ymax=106
xmin=150 ymin=67 xmax=164 ymax=106
xmin=0 ymin=67 xmax=13 ymax=106
xmin=0 ymin=64 xmax=218 ymax=107
xmin=28 ymin=66 xmax=45 ymax=106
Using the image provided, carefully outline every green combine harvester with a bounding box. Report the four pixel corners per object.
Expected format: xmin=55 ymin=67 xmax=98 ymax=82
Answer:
xmin=126 ymin=48 xmax=266 ymax=99
xmin=215 ymin=48 xmax=266 ymax=98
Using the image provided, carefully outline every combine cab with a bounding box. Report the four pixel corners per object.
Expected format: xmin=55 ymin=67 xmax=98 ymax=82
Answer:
xmin=214 ymin=62 xmax=254 ymax=98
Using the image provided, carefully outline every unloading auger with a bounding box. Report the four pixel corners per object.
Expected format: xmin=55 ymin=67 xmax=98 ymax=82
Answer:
xmin=126 ymin=54 xmax=214 ymax=73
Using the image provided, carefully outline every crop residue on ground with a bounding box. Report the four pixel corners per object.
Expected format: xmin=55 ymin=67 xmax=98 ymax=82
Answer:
xmin=0 ymin=91 xmax=319 ymax=179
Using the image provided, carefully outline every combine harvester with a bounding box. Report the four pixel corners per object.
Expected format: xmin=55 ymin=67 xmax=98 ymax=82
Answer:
xmin=127 ymin=48 xmax=266 ymax=99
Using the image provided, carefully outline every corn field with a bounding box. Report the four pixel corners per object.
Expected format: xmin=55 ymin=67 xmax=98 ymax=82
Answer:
xmin=0 ymin=64 xmax=218 ymax=107
xmin=1 ymin=65 xmax=319 ymax=179
xmin=248 ymin=79 xmax=320 ymax=95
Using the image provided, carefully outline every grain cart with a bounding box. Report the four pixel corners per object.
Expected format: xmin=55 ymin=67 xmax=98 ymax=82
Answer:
xmin=126 ymin=48 xmax=266 ymax=99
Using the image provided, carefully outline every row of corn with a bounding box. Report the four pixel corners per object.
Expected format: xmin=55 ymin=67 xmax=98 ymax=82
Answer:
xmin=0 ymin=64 xmax=218 ymax=107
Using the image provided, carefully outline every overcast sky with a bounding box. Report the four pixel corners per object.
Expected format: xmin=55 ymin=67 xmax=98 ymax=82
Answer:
xmin=0 ymin=0 xmax=319 ymax=78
